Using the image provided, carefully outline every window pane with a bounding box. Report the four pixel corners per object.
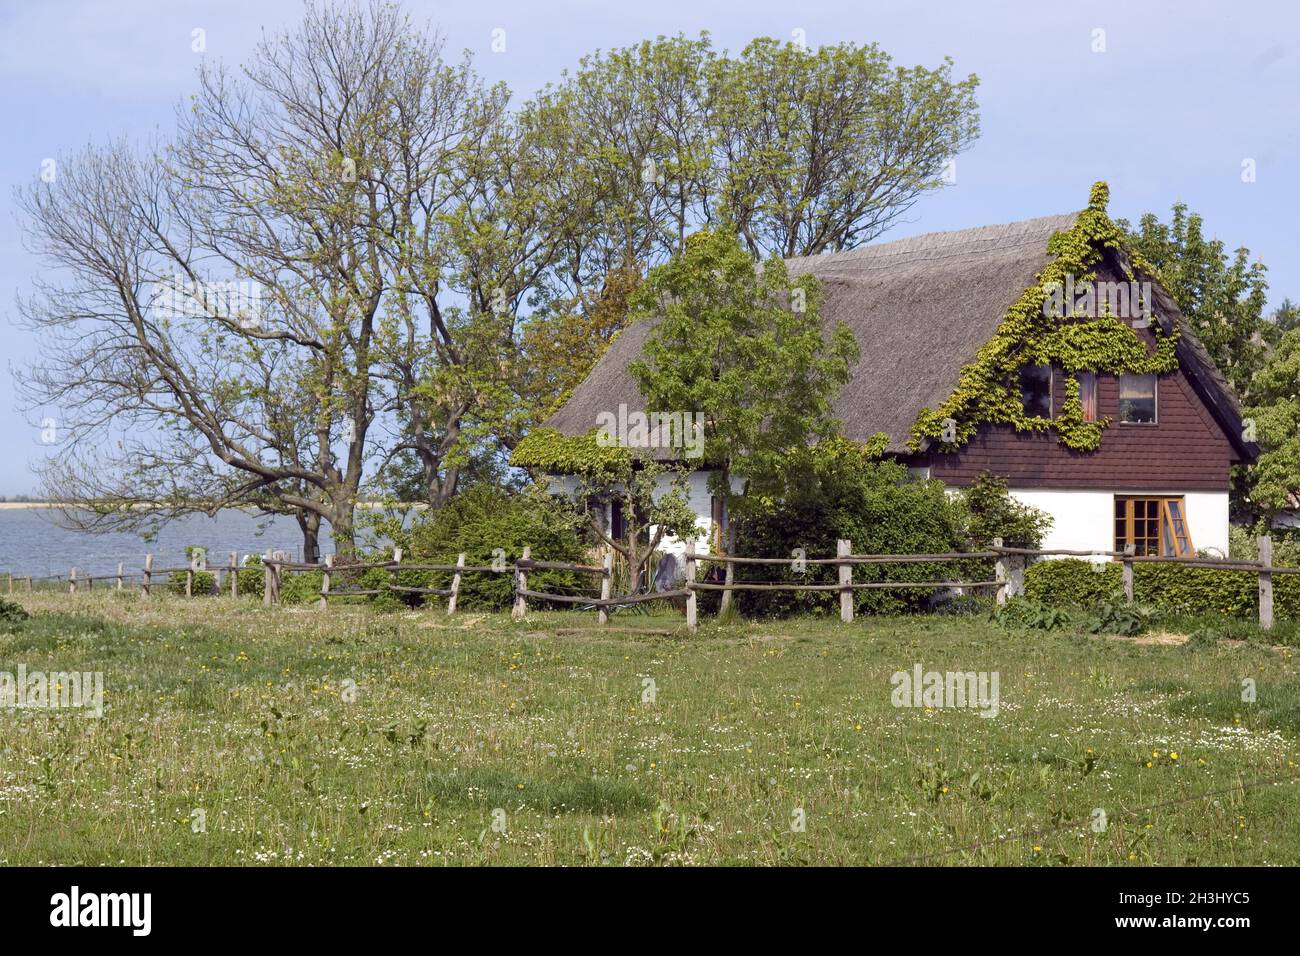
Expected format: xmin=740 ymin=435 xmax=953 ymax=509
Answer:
xmin=1019 ymin=365 xmax=1052 ymax=418
xmin=1119 ymin=373 xmax=1156 ymax=423
xmin=1079 ymin=373 xmax=1098 ymax=422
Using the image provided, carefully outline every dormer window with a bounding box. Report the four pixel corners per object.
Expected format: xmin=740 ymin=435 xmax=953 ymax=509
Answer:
xmin=1018 ymin=365 xmax=1052 ymax=418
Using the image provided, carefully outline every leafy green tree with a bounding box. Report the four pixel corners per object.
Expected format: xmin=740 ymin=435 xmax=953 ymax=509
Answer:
xmin=710 ymin=38 xmax=979 ymax=258
xmin=1242 ymin=328 xmax=1300 ymax=518
xmin=1118 ymin=203 xmax=1269 ymax=400
xmin=629 ymin=228 xmax=860 ymax=527
xmin=951 ymin=471 xmax=1053 ymax=550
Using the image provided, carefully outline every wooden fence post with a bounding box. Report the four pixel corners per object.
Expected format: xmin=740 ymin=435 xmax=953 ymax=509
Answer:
xmin=598 ymin=549 xmax=613 ymax=626
xmin=447 ymin=552 xmax=465 ymax=615
xmin=116 ymin=562 xmax=124 ymax=591
xmin=263 ymin=549 xmax=273 ymax=606
xmin=512 ymin=546 xmax=530 ymax=620
xmin=720 ymin=553 xmax=736 ymax=615
xmin=685 ymin=542 xmax=698 ymax=632
xmin=230 ymin=553 xmax=238 ymax=598
xmin=1258 ymin=535 xmax=1274 ymax=631
xmin=1122 ymin=544 xmax=1135 ymax=603
xmin=69 ymin=568 xmax=76 ymax=594
xmin=6 ymin=572 xmax=11 ymax=595
xmin=25 ymin=577 xmax=32 ymax=593
xmin=319 ymin=553 xmax=333 ymax=610
xmin=993 ymin=537 xmax=1007 ymax=605
xmin=838 ymin=539 xmax=853 ymax=623
xmin=142 ymin=554 xmax=153 ymax=597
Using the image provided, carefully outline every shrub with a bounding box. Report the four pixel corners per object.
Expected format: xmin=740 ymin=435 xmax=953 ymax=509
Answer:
xmin=731 ymin=442 xmax=970 ymax=616
xmin=1228 ymin=525 xmax=1300 ymax=566
xmin=0 ymin=597 xmax=30 ymax=629
xmin=1024 ymin=557 xmax=1300 ymax=621
xmin=279 ymin=570 xmax=324 ymax=606
xmin=989 ymin=597 xmax=1071 ymax=630
xmin=397 ymin=485 xmax=588 ymax=611
xmin=1085 ymin=598 xmax=1161 ymax=636
xmin=1025 ymin=559 xmax=1120 ymax=605
xmin=953 ymin=471 xmax=1053 ymax=550
xmin=168 ymin=570 xmax=216 ymax=595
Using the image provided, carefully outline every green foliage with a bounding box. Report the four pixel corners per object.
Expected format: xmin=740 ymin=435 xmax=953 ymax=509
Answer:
xmin=953 ymin=471 xmax=1053 ymax=550
xmin=1117 ymin=202 xmax=1269 ymax=400
xmin=989 ymin=598 xmax=1071 ymax=631
xmin=279 ymin=571 xmax=324 ymax=606
xmin=1242 ymin=328 xmax=1300 ymax=517
xmin=1229 ymin=525 xmax=1300 ymax=566
xmin=397 ymin=486 xmax=588 ymax=611
xmin=629 ymin=229 xmax=860 ymax=503
xmin=1025 ymin=558 xmax=1121 ymax=605
xmin=0 ymin=597 xmax=30 ymax=629
xmin=1086 ymin=598 xmax=1161 ymax=637
xmin=510 ymin=428 xmax=631 ymax=476
xmin=912 ymin=182 xmax=1179 ymax=453
xmin=730 ymin=442 xmax=969 ymax=616
xmin=1025 ymin=557 xmax=1300 ymax=620
xmin=168 ymin=570 xmax=216 ymax=596
xmin=235 ymin=554 xmax=265 ymax=597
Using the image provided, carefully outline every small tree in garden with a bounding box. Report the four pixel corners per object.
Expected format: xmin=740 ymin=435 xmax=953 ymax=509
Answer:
xmin=953 ymin=471 xmax=1053 ymax=550
xmin=628 ymin=229 xmax=860 ymax=549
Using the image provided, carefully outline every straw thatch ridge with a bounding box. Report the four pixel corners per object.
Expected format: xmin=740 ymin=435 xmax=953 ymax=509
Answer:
xmin=543 ymin=209 xmax=1255 ymax=460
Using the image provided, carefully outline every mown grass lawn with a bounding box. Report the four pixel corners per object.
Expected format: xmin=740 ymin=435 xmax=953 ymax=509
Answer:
xmin=1 ymin=591 xmax=1298 ymax=866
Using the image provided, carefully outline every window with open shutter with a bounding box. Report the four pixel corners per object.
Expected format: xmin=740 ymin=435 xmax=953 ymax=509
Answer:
xmin=1113 ymin=496 xmax=1194 ymax=557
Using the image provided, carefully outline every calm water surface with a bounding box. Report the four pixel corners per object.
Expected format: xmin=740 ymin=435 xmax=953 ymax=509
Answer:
xmin=0 ymin=508 xmax=339 ymax=579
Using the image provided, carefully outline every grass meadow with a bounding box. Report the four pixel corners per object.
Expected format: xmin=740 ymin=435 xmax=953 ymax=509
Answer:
xmin=1 ymin=591 xmax=1298 ymax=866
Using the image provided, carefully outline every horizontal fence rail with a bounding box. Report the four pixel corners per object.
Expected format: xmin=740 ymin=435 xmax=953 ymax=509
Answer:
xmin=5 ymin=535 xmax=1289 ymax=631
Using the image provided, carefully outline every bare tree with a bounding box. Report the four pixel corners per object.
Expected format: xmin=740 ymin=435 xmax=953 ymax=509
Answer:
xmin=15 ymin=1 xmax=505 ymax=553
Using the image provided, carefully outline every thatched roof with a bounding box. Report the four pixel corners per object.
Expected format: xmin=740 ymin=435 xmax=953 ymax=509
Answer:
xmin=544 ymin=210 xmax=1256 ymax=459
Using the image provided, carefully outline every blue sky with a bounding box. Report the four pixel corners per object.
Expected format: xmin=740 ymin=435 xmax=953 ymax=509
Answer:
xmin=1 ymin=0 xmax=1297 ymax=495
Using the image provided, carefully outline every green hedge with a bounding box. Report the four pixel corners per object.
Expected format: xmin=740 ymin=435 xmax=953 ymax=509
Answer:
xmin=1024 ymin=558 xmax=1299 ymax=620
xmin=168 ymin=570 xmax=216 ymax=595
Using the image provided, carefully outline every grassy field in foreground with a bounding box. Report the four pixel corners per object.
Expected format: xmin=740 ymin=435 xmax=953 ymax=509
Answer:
xmin=1 ymin=591 xmax=1298 ymax=865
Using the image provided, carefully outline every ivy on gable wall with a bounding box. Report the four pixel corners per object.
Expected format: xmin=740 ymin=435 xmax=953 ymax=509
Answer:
xmin=910 ymin=182 xmax=1180 ymax=454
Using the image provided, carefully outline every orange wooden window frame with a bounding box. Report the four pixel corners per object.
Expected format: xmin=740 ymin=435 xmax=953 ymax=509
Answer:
xmin=1113 ymin=496 xmax=1194 ymax=557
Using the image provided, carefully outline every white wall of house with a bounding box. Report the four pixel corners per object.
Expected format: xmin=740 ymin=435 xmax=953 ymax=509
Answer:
xmin=1006 ymin=488 xmax=1230 ymax=559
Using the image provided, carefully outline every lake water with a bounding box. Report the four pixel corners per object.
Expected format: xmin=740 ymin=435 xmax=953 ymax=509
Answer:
xmin=0 ymin=508 xmax=338 ymax=580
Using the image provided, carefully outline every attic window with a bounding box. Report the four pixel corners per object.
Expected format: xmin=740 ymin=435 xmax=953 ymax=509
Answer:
xmin=1018 ymin=365 xmax=1052 ymax=418
xmin=1119 ymin=374 xmax=1157 ymax=424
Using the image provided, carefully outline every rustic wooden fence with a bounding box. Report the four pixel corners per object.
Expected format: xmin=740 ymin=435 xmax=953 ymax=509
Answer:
xmin=6 ymin=535 xmax=1292 ymax=631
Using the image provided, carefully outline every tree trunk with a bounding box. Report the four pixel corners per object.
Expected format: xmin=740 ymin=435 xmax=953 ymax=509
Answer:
xmin=297 ymin=510 xmax=321 ymax=564
xmin=330 ymin=501 xmax=357 ymax=557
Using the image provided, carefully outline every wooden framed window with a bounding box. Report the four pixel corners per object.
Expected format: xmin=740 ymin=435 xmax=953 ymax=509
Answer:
xmin=1078 ymin=372 xmax=1098 ymax=422
xmin=1019 ymin=365 xmax=1052 ymax=418
xmin=1118 ymin=373 xmax=1157 ymax=424
xmin=1113 ymin=496 xmax=1193 ymax=557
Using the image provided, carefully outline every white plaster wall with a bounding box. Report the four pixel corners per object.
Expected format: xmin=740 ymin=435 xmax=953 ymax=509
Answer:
xmin=1006 ymin=488 xmax=1229 ymax=558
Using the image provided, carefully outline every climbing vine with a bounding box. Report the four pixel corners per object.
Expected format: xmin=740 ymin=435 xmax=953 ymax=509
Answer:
xmin=510 ymin=427 xmax=632 ymax=477
xmin=910 ymin=182 xmax=1179 ymax=453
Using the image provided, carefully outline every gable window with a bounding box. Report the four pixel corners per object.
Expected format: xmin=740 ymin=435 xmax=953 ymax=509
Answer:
xmin=1019 ymin=365 xmax=1052 ymax=418
xmin=1078 ymin=372 xmax=1098 ymax=422
xmin=1114 ymin=496 xmax=1193 ymax=557
xmin=1119 ymin=373 xmax=1157 ymax=424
